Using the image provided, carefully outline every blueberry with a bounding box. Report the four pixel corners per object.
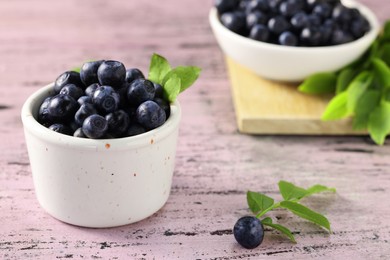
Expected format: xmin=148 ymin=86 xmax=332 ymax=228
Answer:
xmin=93 ymin=85 xmax=120 ymax=114
xmin=82 ymin=114 xmax=108 ymax=139
xmin=105 ymin=110 xmax=130 ymax=138
xmin=125 ymin=68 xmax=145 ymax=84
xmin=48 ymin=123 xmax=73 ymax=136
xmin=220 ymin=12 xmax=247 ymax=35
xmin=331 ymin=29 xmax=353 ymax=45
xmin=268 ymin=16 xmax=290 ymax=35
xmin=73 ymin=128 xmax=87 ymax=138
xmin=332 ymin=4 xmax=353 ymax=24
xmin=127 ymin=79 xmax=156 ymax=106
xmin=268 ymin=0 xmax=283 ymax=13
xmin=300 ymin=26 xmax=322 ymax=46
xmin=279 ymin=31 xmax=298 ymax=46
xmin=279 ymin=0 xmax=301 ymax=18
xmin=136 ymin=101 xmax=166 ymax=130
xmin=97 ymin=60 xmax=126 ymax=88
xmin=306 ymin=14 xmax=322 ymax=27
xmin=312 ymin=3 xmax=332 ymax=19
xmin=126 ymin=123 xmax=146 ymax=137
xmin=246 ymin=11 xmax=268 ymax=29
xmin=290 ymin=12 xmax=308 ymax=30
xmin=85 ymin=83 xmax=100 ymax=98
xmin=154 ymin=97 xmax=171 ymax=119
xmin=59 ymin=84 xmax=84 ymax=100
xmin=54 ymin=71 xmax=83 ymax=94
xmin=233 ymin=216 xmax=264 ymax=249
xmin=153 ymin=82 xmax=164 ymax=99
xmin=77 ymin=95 xmax=92 ymax=105
xmin=38 ymin=97 xmax=53 ymax=126
xmin=249 ymin=24 xmax=270 ymax=42
xmin=245 ymin=0 xmax=269 ymax=13
xmin=215 ymin=0 xmax=238 ymax=14
xmin=80 ymin=60 xmax=104 ymax=86
xmin=351 ymin=16 xmax=370 ymax=38
xmin=47 ymin=94 xmax=79 ymax=123
xmin=74 ymin=103 xmax=97 ymax=126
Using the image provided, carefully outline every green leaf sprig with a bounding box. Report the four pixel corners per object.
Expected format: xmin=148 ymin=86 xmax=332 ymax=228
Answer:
xmin=148 ymin=53 xmax=201 ymax=103
xmin=298 ymin=20 xmax=390 ymax=145
xmin=247 ymin=181 xmax=336 ymax=243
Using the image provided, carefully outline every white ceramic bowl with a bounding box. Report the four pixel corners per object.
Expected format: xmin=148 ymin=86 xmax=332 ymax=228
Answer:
xmin=209 ymin=0 xmax=380 ymax=82
xmin=21 ymin=84 xmax=181 ymax=228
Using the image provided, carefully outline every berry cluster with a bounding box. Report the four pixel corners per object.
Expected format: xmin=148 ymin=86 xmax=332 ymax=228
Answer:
xmin=216 ymin=0 xmax=371 ymax=47
xmin=38 ymin=60 xmax=170 ymax=139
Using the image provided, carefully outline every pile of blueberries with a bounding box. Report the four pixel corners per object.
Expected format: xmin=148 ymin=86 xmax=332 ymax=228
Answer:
xmin=38 ymin=60 xmax=170 ymax=139
xmin=216 ymin=0 xmax=371 ymax=47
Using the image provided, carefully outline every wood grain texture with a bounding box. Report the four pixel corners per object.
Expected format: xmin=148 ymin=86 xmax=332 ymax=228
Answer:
xmin=1 ymin=0 xmax=390 ymax=259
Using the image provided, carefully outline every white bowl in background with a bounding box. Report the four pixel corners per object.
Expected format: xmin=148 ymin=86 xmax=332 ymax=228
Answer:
xmin=209 ymin=0 xmax=380 ymax=82
xmin=21 ymin=84 xmax=181 ymax=228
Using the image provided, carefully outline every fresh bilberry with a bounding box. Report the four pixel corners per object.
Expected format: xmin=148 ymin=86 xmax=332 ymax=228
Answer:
xmin=97 ymin=60 xmax=126 ymax=88
xmin=215 ymin=0 xmax=238 ymax=14
xmin=47 ymin=94 xmax=79 ymax=123
xmin=153 ymin=82 xmax=164 ymax=99
xmin=48 ymin=123 xmax=73 ymax=136
xmin=105 ymin=110 xmax=130 ymax=138
xmin=154 ymin=97 xmax=171 ymax=119
xmin=92 ymin=85 xmax=120 ymax=114
xmin=290 ymin=12 xmax=308 ymax=30
xmin=233 ymin=216 xmax=264 ymax=249
xmin=249 ymin=24 xmax=270 ymax=42
xmin=279 ymin=0 xmax=301 ymax=18
xmin=245 ymin=0 xmax=269 ymax=13
xmin=82 ymin=114 xmax=108 ymax=139
xmin=279 ymin=31 xmax=298 ymax=46
xmin=126 ymin=123 xmax=146 ymax=137
xmin=38 ymin=96 xmax=53 ymax=126
xmin=220 ymin=12 xmax=246 ymax=35
xmin=127 ymin=79 xmax=156 ymax=106
xmin=312 ymin=3 xmax=332 ymax=19
xmin=74 ymin=103 xmax=97 ymax=126
xmin=125 ymin=68 xmax=145 ymax=83
xmin=300 ymin=26 xmax=322 ymax=46
xmin=85 ymin=83 xmax=100 ymax=98
xmin=331 ymin=29 xmax=353 ymax=45
xmin=136 ymin=101 xmax=166 ymax=130
xmin=268 ymin=16 xmax=290 ymax=35
xmin=77 ymin=95 xmax=92 ymax=105
xmin=54 ymin=71 xmax=83 ymax=94
xmin=80 ymin=60 xmax=104 ymax=86
xmin=246 ymin=11 xmax=268 ymax=29
xmin=59 ymin=84 xmax=84 ymax=100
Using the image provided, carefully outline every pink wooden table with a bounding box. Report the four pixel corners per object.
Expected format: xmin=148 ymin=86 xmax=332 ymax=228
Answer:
xmin=1 ymin=0 xmax=390 ymax=259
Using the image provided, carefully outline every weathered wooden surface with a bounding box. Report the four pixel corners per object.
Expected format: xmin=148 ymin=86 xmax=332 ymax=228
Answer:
xmin=1 ymin=0 xmax=390 ymax=259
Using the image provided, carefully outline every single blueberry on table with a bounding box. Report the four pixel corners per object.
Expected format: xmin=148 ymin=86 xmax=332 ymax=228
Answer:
xmin=215 ymin=0 xmax=238 ymax=14
xmin=59 ymin=84 xmax=84 ymax=100
xmin=80 ymin=60 xmax=104 ymax=86
xmin=93 ymin=85 xmax=120 ymax=114
xmin=82 ymin=114 xmax=108 ymax=139
xmin=127 ymin=79 xmax=156 ymax=106
xmin=48 ymin=123 xmax=73 ymax=136
xmin=97 ymin=60 xmax=126 ymax=88
xmin=54 ymin=71 xmax=83 ymax=94
xmin=233 ymin=216 xmax=264 ymax=249
xmin=220 ymin=12 xmax=247 ymax=35
xmin=77 ymin=95 xmax=92 ymax=105
xmin=74 ymin=103 xmax=98 ymax=126
xmin=125 ymin=68 xmax=145 ymax=84
xmin=136 ymin=101 xmax=166 ymax=130
xmin=249 ymin=24 xmax=270 ymax=42
xmin=105 ymin=109 xmax=130 ymax=138
xmin=47 ymin=94 xmax=79 ymax=123
xmin=279 ymin=31 xmax=298 ymax=46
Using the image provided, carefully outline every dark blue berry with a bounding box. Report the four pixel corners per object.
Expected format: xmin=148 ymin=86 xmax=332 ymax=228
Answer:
xmin=290 ymin=12 xmax=308 ymax=30
xmin=300 ymin=27 xmax=322 ymax=46
xmin=279 ymin=31 xmax=298 ymax=46
xmin=127 ymin=79 xmax=156 ymax=106
xmin=268 ymin=16 xmax=290 ymax=35
xmin=38 ymin=97 xmax=53 ymax=126
xmin=268 ymin=0 xmax=283 ymax=13
xmin=249 ymin=24 xmax=270 ymax=42
xmin=312 ymin=3 xmax=332 ymax=19
xmin=97 ymin=60 xmax=126 ymax=88
xmin=136 ymin=101 xmax=166 ymax=130
xmin=215 ymin=0 xmax=238 ymax=14
xmin=73 ymin=128 xmax=87 ymax=138
xmin=59 ymin=84 xmax=84 ymax=100
xmin=74 ymin=103 xmax=97 ymax=126
xmin=154 ymin=97 xmax=171 ymax=119
xmin=332 ymin=4 xmax=353 ymax=24
xmin=233 ymin=216 xmax=264 ymax=249
xmin=80 ymin=60 xmax=104 ymax=86
xmin=279 ymin=0 xmax=301 ymax=18
xmin=246 ymin=11 xmax=268 ymax=29
xmin=82 ymin=114 xmax=108 ymax=139
xmin=125 ymin=68 xmax=145 ymax=84
xmin=47 ymin=94 xmax=79 ymax=123
xmin=48 ymin=123 xmax=73 ymax=136
xmin=306 ymin=14 xmax=322 ymax=27
xmin=105 ymin=110 xmax=130 ymax=138
xmin=220 ymin=12 xmax=247 ymax=35
xmin=351 ymin=16 xmax=370 ymax=38
xmin=245 ymin=0 xmax=269 ymax=13
xmin=85 ymin=83 xmax=100 ymax=98
xmin=153 ymin=82 xmax=164 ymax=99
xmin=54 ymin=71 xmax=83 ymax=94
xmin=77 ymin=95 xmax=92 ymax=105
xmin=92 ymin=85 xmax=120 ymax=114
xmin=331 ymin=29 xmax=353 ymax=45
xmin=126 ymin=123 xmax=146 ymax=137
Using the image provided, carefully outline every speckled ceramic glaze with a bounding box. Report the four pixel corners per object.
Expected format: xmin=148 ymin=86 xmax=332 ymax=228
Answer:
xmin=21 ymin=84 xmax=181 ymax=228
xmin=209 ymin=0 xmax=379 ymax=82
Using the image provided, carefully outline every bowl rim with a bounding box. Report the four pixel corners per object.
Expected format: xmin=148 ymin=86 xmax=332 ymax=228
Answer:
xmin=21 ymin=83 xmax=182 ymax=150
xmin=209 ymin=0 xmax=380 ymax=52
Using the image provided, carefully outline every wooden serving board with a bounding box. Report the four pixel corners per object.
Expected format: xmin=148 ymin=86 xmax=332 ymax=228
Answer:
xmin=226 ymin=57 xmax=366 ymax=135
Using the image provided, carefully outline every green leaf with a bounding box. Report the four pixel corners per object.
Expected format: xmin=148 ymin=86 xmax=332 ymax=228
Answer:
xmin=247 ymin=191 xmax=275 ymax=214
xmin=163 ymin=74 xmax=181 ymax=103
xmin=163 ymin=66 xmax=201 ymax=93
xmin=278 ymin=181 xmax=308 ymax=201
xmin=336 ymin=68 xmax=355 ymax=94
xmin=368 ymin=101 xmax=390 ymax=145
xmin=280 ymin=201 xmax=331 ymax=231
xmin=72 ymin=67 xmax=81 ymax=73
xmin=372 ymin=58 xmax=390 ymax=88
xmin=298 ymin=72 xmax=337 ymax=94
xmin=346 ymin=71 xmax=373 ymax=113
xmin=352 ymin=90 xmax=381 ymax=130
xmin=306 ymin=185 xmax=336 ymax=196
xmin=383 ymin=20 xmax=390 ymax=40
xmin=321 ymin=92 xmax=349 ymax=121
xmin=261 ymin=217 xmax=296 ymax=243
xmin=148 ymin=53 xmax=171 ymax=85
xmin=379 ymin=44 xmax=390 ymax=67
